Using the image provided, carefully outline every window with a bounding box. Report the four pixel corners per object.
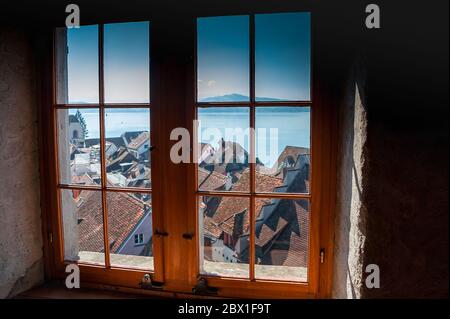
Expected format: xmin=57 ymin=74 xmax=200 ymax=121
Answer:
xmin=54 ymin=21 xmax=155 ymax=271
xmin=46 ymin=10 xmax=335 ymax=299
xmin=196 ymin=13 xmax=312 ymax=285
xmin=134 ymin=233 xmax=144 ymax=245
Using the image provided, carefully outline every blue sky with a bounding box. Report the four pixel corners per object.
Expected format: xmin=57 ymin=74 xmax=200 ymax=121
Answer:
xmin=66 ymin=13 xmax=310 ymax=103
xmin=67 ymin=21 xmax=149 ymax=103
xmin=255 ymin=12 xmax=310 ymax=101
xmin=103 ymin=22 xmax=149 ymax=103
xmin=67 ymin=24 xmax=99 ymax=103
xmin=197 ymin=12 xmax=310 ymax=101
xmin=197 ymin=15 xmax=250 ymax=101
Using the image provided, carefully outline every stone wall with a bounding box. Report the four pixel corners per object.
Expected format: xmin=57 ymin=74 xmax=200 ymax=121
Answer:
xmin=332 ymin=0 xmax=448 ymax=298
xmin=0 ymin=28 xmax=44 ymax=298
xmin=332 ymin=61 xmax=368 ymax=298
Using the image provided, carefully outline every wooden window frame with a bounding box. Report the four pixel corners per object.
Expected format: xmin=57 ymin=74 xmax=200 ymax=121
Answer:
xmin=189 ymin=12 xmax=323 ymax=298
xmin=50 ymin=22 xmax=166 ymax=285
xmin=40 ymin=11 xmax=337 ymax=299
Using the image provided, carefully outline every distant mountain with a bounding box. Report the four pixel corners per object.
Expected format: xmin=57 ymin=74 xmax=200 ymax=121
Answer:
xmin=200 ymin=94 xmax=283 ymax=102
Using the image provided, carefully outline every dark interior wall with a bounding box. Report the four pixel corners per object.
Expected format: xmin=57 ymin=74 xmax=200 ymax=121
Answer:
xmin=0 ymin=0 xmax=448 ymax=298
xmin=0 ymin=27 xmax=44 ymax=298
xmin=330 ymin=1 xmax=448 ymax=298
xmin=360 ymin=1 xmax=449 ymax=298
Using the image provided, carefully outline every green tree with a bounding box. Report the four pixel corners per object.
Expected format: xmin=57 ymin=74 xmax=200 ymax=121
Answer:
xmin=75 ymin=110 xmax=89 ymax=138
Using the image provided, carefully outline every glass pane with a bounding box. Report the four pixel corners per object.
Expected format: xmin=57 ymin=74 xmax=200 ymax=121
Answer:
xmin=55 ymin=25 xmax=99 ymax=104
xmin=197 ymin=16 xmax=249 ymax=102
xmin=105 ymin=108 xmax=151 ymax=188
xmin=198 ymin=107 xmax=250 ymax=192
xmin=107 ymin=192 xmax=153 ymax=270
xmin=255 ymin=12 xmax=311 ymax=101
xmin=199 ymin=196 xmax=250 ymax=278
xmin=61 ymin=189 xmax=105 ymax=265
xmin=104 ymin=21 xmax=150 ymax=103
xmin=57 ymin=109 xmax=101 ymax=186
xmin=255 ymin=107 xmax=310 ymax=193
xmin=255 ymin=198 xmax=309 ymax=282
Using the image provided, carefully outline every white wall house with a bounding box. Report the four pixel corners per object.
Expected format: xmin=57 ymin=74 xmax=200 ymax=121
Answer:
xmin=116 ymin=210 xmax=153 ymax=256
xmin=127 ymin=132 xmax=150 ymax=160
xmin=74 ymin=153 xmax=90 ymax=175
xmin=211 ymin=238 xmax=239 ymax=263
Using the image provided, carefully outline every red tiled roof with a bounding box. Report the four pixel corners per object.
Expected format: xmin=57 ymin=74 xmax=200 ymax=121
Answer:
xmin=273 ymin=146 xmax=310 ymax=173
xmin=108 ymin=148 xmax=130 ymax=164
xmin=206 ymin=169 xmax=283 ymax=237
xmin=127 ymin=131 xmax=150 ymax=150
xmin=72 ymin=173 xmax=95 ymax=186
xmin=282 ymin=202 xmax=309 ymax=267
xmin=282 ymin=232 xmax=307 ymax=267
xmin=198 ymin=167 xmax=228 ymax=191
xmin=203 ymin=216 xmax=223 ymax=238
xmin=255 ymin=217 xmax=288 ymax=247
xmin=106 ymin=192 xmax=148 ymax=253
xmin=77 ymin=190 xmax=148 ymax=253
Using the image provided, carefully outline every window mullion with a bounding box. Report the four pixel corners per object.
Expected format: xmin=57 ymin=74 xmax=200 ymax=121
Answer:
xmin=98 ymin=23 xmax=111 ymax=268
xmin=249 ymin=14 xmax=256 ymax=281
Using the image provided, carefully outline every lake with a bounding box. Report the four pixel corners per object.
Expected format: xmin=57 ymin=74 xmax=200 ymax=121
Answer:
xmin=73 ymin=107 xmax=310 ymax=167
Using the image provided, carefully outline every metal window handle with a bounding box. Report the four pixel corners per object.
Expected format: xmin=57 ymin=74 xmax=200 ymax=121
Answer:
xmin=150 ymin=145 xmax=156 ymax=151
xmin=155 ymin=230 xmax=168 ymax=237
xmin=182 ymin=232 xmax=194 ymax=240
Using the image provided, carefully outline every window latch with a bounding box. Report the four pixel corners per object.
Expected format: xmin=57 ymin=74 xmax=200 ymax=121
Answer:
xmin=320 ymin=248 xmax=325 ymax=264
xmin=192 ymin=276 xmax=218 ymax=296
xmin=154 ymin=229 xmax=168 ymax=237
xmin=182 ymin=232 xmax=194 ymax=240
xmin=139 ymin=273 xmax=164 ymax=290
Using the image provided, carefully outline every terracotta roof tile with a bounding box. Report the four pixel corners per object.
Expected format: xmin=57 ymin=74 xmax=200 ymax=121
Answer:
xmin=127 ymin=131 xmax=150 ymax=150
xmin=71 ymin=173 xmax=95 ymax=186
xmin=198 ymin=167 xmax=228 ymax=191
xmin=77 ymin=191 xmax=149 ymax=254
xmin=281 ymin=202 xmax=309 ymax=267
xmin=205 ymin=169 xmax=283 ymax=237
xmin=255 ymin=217 xmax=288 ymax=247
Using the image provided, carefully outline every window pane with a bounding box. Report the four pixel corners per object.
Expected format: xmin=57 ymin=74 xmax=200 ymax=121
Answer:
xmin=107 ymin=192 xmax=153 ymax=270
xmin=104 ymin=22 xmax=150 ymax=103
xmin=255 ymin=198 xmax=309 ymax=282
xmin=198 ymin=107 xmax=250 ymax=192
xmin=199 ymin=196 xmax=250 ymax=278
xmin=61 ymin=189 xmax=105 ymax=265
xmin=255 ymin=107 xmax=310 ymax=193
xmin=197 ymin=16 xmax=249 ymax=102
xmin=55 ymin=25 xmax=99 ymax=104
xmin=57 ymin=109 xmax=101 ymax=186
xmin=105 ymin=108 xmax=151 ymax=188
xmin=255 ymin=12 xmax=311 ymax=101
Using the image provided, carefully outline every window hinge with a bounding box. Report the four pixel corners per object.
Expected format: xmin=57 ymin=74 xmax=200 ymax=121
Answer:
xmin=192 ymin=276 xmax=218 ymax=296
xmin=182 ymin=232 xmax=194 ymax=240
xmin=320 ymin=248 xmax=325 ymax=264
xmin=139 ymin=273 xmax=164 ymax=290
xmin=154 ymin=229 xmax=168 ymax=237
